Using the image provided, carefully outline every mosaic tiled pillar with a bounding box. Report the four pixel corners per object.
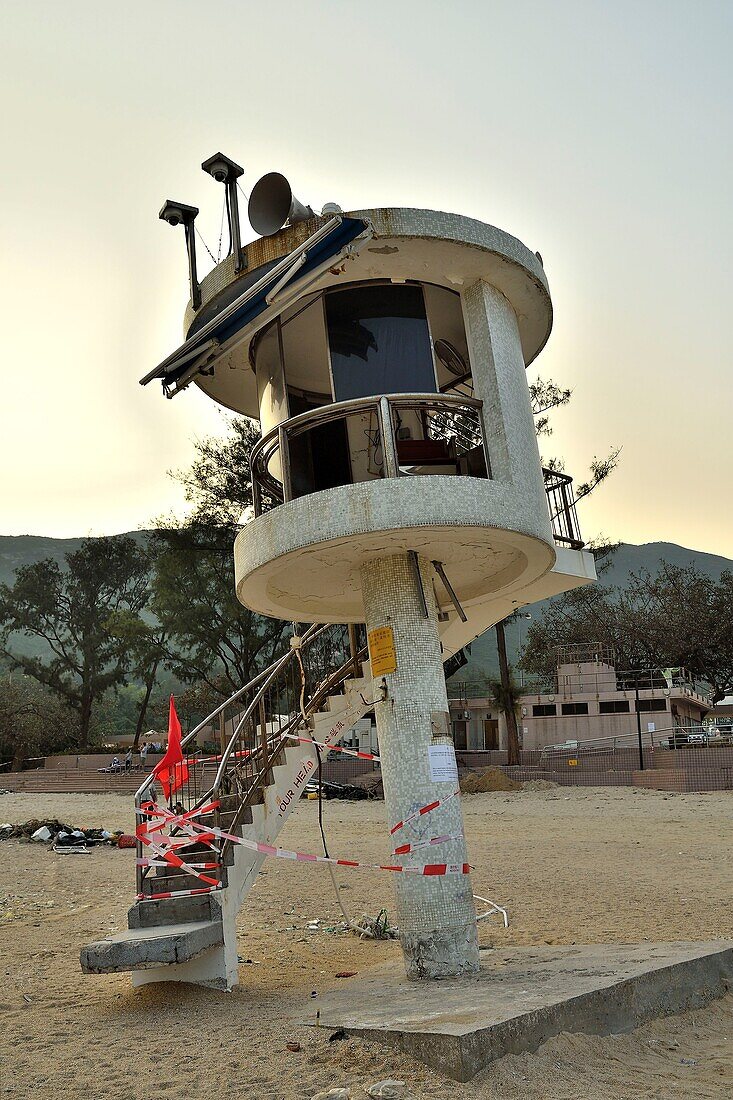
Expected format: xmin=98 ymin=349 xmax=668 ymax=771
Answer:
xmin=361 ymin=552 xmax=480 ymax=978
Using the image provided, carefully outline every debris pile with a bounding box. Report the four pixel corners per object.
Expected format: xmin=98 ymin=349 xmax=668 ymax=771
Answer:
xmin=460 ymin=766 xmax=522 ymax=793
xmin=341 ymin=772 xmax=384 ymax=799
xmin=0 ymin=819 xmax=123 ymax=849
xmin=334 ymin=909 xmax=398 ymax=940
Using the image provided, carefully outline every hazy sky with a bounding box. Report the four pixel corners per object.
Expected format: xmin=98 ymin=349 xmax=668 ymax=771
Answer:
xmin=1 ymin=0 xmax=731 ymax=556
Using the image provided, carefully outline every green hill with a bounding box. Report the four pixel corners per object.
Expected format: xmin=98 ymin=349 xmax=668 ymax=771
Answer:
xmin=1 ymin=533 xmax=730 ymax=685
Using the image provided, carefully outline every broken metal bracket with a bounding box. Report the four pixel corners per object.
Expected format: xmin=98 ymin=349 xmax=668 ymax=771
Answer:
xmin=359 ymin=678 xmax=388 ymax=707
xmin=432 ymin=560 xmax=468 ymax=623
xmin=408 ymin=550 xmax=429 ymax=618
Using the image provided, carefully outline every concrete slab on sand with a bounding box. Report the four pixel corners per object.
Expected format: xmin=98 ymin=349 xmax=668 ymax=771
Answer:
xmin=305 ymin=941 xmax=733 ymax=1081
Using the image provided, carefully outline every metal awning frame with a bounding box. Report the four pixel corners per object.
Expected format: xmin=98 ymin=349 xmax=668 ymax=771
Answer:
xmin=141 ymin=216 xmax=373 ymax=399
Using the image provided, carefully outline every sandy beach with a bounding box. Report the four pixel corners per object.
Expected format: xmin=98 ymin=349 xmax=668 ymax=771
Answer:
xmin=1 ymin=785 xmax=732 ymax=1099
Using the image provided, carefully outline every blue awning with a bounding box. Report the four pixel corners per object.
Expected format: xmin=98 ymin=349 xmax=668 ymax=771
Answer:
xmin=141 ymin=217 xmax=368 ymax=393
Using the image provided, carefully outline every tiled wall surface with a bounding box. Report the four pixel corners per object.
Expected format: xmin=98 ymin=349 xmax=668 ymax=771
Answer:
xmin=361 ymin=551 xmax=480 ymax=978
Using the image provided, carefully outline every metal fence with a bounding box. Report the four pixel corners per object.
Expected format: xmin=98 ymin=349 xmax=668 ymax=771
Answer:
xmin=455 ymin=740 xmax=733 ymax=793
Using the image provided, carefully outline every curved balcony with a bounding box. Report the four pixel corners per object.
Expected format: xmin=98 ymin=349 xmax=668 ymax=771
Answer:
xmin=251 ymin=392 xmax=489 ymax=516
xmin=249 ymin=393 xmax=583 ymax=550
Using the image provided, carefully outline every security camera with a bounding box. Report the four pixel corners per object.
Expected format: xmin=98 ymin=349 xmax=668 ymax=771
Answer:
xmin=201 ymin=152 xmax=244 ymax=184
xmin=159 ymin=200 xmax=199 ymax=228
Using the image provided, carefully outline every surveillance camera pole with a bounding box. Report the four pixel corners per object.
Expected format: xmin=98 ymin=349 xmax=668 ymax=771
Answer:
xmin=159 ymin=202 xmax=201 ymax=311
xmin=227 ymin=175 xmax=244 ymax=273
xmin=202 ymin=153 xmax=245 ymax=273
xmin=184 ymin=221 xmax=201 ymax=309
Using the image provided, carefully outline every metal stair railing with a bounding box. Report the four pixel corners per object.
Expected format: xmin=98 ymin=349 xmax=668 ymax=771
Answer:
xmin=133 ymin=622 xmax=364 ymax=898
xmin=216 ymin=640 xmax=371 ymax=862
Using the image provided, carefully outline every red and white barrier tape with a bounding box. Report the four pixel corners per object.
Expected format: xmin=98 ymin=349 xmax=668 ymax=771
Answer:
xmin=136 ymin=859 xmax=220 ymax=870
xmin=389 ymin=789 xmax=460 ymax=835
xmin=137 ymin=801 xmax=469 ymax=878
xmin=284 ymin=732 xmax=381 ymax=762
xmin=136 ymin=885 xmax=222 ymax=900
xmin=392 ymin=833 xmax=462 ymax=856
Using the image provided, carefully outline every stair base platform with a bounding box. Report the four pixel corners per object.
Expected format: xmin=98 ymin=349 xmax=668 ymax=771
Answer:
xmin=304 ymin=941 xmax=733 ymax=1082
xmin=81 ymin=919 xmax=224 ymax=974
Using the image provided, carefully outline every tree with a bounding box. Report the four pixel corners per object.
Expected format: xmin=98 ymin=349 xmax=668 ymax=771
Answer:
xmin=521 ymin=565 xmax=733 ymax=704
xmin=106 ymin=607 xmax=170 ymax=749
xmin=0 ymin=536 xmax=150 ymax=749
xmin=0 ymin=675 xmax=80 ymax=770
xmin=490 ymin=625 xmax=522 ymax=763
xmin=171 ymin=415 xmax=260 ymax=527
xmin=151 ymin=521 xmax=290 ymax=698
xmin=152 ymin=415 xmax=294 ymax=702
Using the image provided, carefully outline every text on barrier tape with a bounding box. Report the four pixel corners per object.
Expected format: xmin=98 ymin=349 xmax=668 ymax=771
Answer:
xmin=389 ymin=789 xmax=460 ymax=835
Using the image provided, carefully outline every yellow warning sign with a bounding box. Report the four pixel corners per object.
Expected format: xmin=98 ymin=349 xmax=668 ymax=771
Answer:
xmin=368 ymin=626 xmax=397 ymax=676
xmin=568 ymin=758 xmax=578 ymax=766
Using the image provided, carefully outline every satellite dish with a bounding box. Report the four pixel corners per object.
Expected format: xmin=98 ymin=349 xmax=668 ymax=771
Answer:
xmin=248 ymin=172 xmax=314 ymax=236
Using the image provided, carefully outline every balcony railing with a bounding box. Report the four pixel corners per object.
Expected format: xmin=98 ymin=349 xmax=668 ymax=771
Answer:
xmin=542 ymin=467 xmax=584 ymax=549
xmin=250 ymin=393 xmax=584 ymax=550
xmin=250 ymin=392 xmax=489 ymax=516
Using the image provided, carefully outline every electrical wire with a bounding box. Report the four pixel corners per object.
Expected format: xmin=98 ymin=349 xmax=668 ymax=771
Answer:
xmin=293 ymin=636 xmax=351 ymax=924
xmin=194 ymin=226 xmax=217 ymax=265
xmin=216 ymin=192 xmax=227 ymax=263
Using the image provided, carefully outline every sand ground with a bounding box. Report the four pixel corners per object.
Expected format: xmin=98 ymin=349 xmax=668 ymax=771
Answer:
xmin=1 ymin=786 xmax=732 ymax=1099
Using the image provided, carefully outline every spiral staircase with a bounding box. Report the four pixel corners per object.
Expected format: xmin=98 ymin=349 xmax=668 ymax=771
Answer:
xmin=81 ymin=624 xmax=375 ymax=989
xmin=81 ymin=462 xmax=593 ymax=990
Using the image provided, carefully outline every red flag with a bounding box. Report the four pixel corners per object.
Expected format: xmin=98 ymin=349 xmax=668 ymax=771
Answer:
xmin=152 ymin=696 xmax=189 ymax=802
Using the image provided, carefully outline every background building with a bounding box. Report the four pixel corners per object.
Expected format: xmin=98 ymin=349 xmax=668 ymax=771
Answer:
xmin=449 ymin=642 xmax=711 ymax=751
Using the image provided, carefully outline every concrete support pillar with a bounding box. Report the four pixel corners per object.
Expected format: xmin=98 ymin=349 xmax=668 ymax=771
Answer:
xmin=461 ymin=280 xmax=551 ymax=541
xmin=360 ymin=552 xmax=480 ymax=979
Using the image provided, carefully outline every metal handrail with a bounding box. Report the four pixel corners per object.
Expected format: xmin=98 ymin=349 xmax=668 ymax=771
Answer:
xmin=542 ymin=466 xmax=584 ymax=549
xmin=211 ymin=630 xmax=368 ymax=796
xmin=249 ymin=395 xmax=584 ymax=550
xmin=133 ymin=621 xmax=340 ymax=897
xmin=132 ymin=622 xmax=326 ymax=809
xmin=216 ymin=642 xmax=370 ymax=863
xmin=250 ymin=392 xmax=487 ymax=516
xmin=538 ymin=722 xmax=732 ymax=760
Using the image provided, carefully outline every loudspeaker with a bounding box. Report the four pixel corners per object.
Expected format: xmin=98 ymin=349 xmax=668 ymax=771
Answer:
xmin=248 ymin=172 xmax=314 ymax=236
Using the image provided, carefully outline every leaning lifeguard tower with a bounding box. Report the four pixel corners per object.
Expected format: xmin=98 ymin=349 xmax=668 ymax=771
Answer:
xmin=81 ymin=159 xmax=595 ymax=989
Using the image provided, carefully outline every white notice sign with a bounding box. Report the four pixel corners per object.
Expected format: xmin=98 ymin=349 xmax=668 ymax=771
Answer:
xmin=428 ymin=744 xmax=459 ymax=784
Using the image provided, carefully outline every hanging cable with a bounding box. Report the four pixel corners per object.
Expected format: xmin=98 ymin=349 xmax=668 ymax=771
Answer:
xmin=194 ymin=226 xmax=217 ymax=265
xmin=216 ymin=192 xmax=227 ymax=263
xmin=224 ymin=187 xmax=233 ymax=258
xmin=292 ymin=634 xmax=351 ymax=924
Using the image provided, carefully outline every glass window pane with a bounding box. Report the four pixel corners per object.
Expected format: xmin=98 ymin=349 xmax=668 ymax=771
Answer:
xmin=325 ymin=285 xmax=436 ymax=400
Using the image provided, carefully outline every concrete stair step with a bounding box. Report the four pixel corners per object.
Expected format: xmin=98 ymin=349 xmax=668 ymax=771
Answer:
xmin=145 ymin=870 xmax=223 ymax=894
xmin=128 ymin=892 xmax=220 ymax=929
xmin=81 ymin=919 xmax=224 ymax=974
